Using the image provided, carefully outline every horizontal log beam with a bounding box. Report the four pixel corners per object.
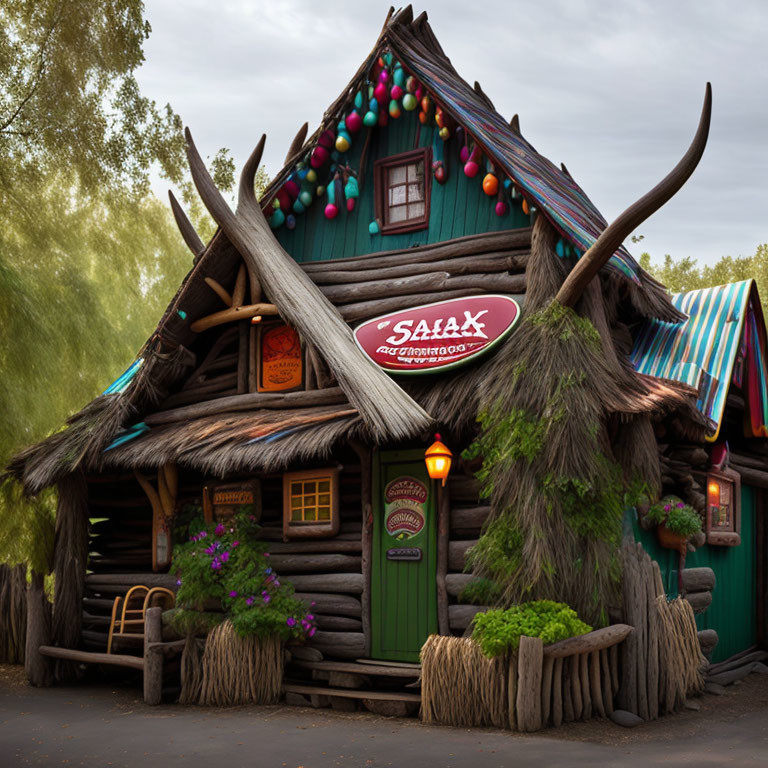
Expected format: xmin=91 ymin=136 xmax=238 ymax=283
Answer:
xmin=729 ymin=452 xmax=768 ymax=470
xmin=314 ymin=615 xmax=363 ymax=631
xmin=301 ymin=228 xmax=533 ymax=272
xmin=289 ymin=659 xmax=419 ymax=678
xmin=145 ymin=387 xmax=348 ymax=426
xmin=320 ymin=272 xmax=526 ymax=304
xmin=448 ymin=604 xmax=487 ymax=630
xmin=450 ymin=506 xmax=491 ymax=534
xmin=267 ymin=554 xmax=362 ymax=574
xmin=85 ymin=573 xmax=177 ymax=591
xmin=283 ymin=683 xmax=420 ymax=702
xmin=308 ymin=252 xmax=528 ymax=285
xmin=293 ymin=592 xmax=362 ymax=617
xmin=686 ymin=591 xmax=712 ymax=614
xmin=337 ymin=289 xmax=489 ymax=322
xmin=444 ymin=573 xmax=480 ymax=598
xmin=681 ymin=567 xmax=716 ymax=593
xmin=39 ymin=646 xmax=144 ymax=671
xmin=730 ymin=463 xmax=768 ymax=489
xmin=286 ymin=573 xmax=364 ymax=594
xmin=543 ymin=624 xmax=633 ymax=658
xmin=448 ymin=540 xmax=478 ymax=572
xmin=307 ymin=631 xmax=366 ymax=659
xmin=265 ymin=540 xmax=361 ymax=554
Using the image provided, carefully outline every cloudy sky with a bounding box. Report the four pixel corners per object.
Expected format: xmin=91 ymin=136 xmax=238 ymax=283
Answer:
xmin=137 ymin=1 xmax=767 ymax=265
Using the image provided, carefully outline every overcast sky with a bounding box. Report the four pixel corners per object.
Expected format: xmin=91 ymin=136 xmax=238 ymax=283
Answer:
xmin=137 ymin=1 xmax=767 ymax=265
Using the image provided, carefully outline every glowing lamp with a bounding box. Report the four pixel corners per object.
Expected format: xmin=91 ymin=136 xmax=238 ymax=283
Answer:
xmin=425 ymin=433 xmax=453 ymax=486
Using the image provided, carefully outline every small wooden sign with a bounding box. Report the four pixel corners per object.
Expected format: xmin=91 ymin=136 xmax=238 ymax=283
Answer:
xmin=354 ymin=295 xmax=521 ymax=375
xmin=259 ymin=324 xmax=303 ymax=392
xmin=204 ymin=480 xmax=261 ymax=523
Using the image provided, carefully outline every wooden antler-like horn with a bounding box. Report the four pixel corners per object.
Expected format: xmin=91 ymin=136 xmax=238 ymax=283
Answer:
xmin=510 ymin=114 xmax=520 ymax=134
xmin=168 ymin=190 xmax=205 ymax=259
xmin=285 ymin=122 xmax=309 ymax=165
xmin=238 ymin=134 xmax=266 ymax=213
xmin=555 ymin=82 xmax=712 ymax=309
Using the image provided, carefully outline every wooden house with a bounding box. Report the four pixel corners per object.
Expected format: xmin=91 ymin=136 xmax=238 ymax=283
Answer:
xmin=6 ymin=6 xmax=767 ymax=717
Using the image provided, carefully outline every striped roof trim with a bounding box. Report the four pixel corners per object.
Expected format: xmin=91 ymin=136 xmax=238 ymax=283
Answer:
xmin=630 ymin=280 xmax=768 ymax=440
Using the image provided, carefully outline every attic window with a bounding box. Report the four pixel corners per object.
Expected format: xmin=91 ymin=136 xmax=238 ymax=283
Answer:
xmin=374 ymin=148 xmax=431 ymax=234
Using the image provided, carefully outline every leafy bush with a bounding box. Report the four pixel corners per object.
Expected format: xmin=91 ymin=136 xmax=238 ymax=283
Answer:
xmin=471 ymin=600 xmax=592 ymax=658
xmin=172 ymin=510 xmax=315 ymax=641
xmin=646 ymin=495 xmax=702 ymax=538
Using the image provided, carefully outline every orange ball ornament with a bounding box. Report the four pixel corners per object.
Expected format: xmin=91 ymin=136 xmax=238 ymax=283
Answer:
xmin=482 ymin=173 xmax=499 ymax=196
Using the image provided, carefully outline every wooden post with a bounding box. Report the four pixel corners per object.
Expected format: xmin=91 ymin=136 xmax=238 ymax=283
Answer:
xmin=436 ymin=483 xmax=450 ymax=636
xmin=580 ymin=652 xmax=591 ymax=720
xmin=25 ymin=570 xmax=52 ymax=687
xmin=143 ymin=607 xmax=163 ymax=706
xmin=237 ymin=320 xmax=249 ymax=394
xmin=589 ymin=651 xmax=604 ymax=717
xmin=551 ymin=657 xmax=564 ymax=727
xmin=351 ymin=441 xmax=373 ymax=657
xmin=52 ymin=472 xmax=89 ymax=683
xmin=600 ymin=648 xmax=614 ymax=715
xmin=516 ymin=635 xmax=543 ymax=732
xmin=541 ymin=654 xmax=554 ymax=727
xmin=507 ymin=653 xmax=518 ymax=730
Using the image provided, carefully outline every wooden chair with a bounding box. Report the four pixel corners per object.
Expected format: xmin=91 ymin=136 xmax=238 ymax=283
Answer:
xmin=107 ymin=586 xmax=175 ymax=654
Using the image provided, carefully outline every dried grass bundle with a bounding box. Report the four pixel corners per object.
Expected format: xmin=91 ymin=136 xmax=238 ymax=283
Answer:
xmin=179 ymin=635 xmax=205 ymax=705
xmin=656 ymin=596 xmax=706 ymax=712
xmin=420 ymin=635 xmax=507 ymax=728
xmin=197 ymin=620 xmax=283 ymax=706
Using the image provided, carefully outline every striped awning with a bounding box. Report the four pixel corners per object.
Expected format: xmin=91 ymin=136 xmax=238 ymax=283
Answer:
xmin=630 ymin=280 xmax=768 ymax=440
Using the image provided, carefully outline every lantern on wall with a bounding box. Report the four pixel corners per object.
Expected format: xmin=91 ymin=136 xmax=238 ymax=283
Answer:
xmin=425 ymin=433 xmax=453 ymax=486
xmin=705 ymin=468 xmax=741 ymax=546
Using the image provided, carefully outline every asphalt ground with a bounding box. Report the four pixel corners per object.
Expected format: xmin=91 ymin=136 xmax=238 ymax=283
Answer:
xmin=2 ymin=665 xmax=767 ymax=767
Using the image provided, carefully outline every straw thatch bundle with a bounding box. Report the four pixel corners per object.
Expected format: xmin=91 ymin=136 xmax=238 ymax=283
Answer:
xmin=420 ymin=635 xmax=507 ymax=728
xmin=197 ymin=620 xmax=283 ymax=706
xmin=179 ymin=635 xmax=205 ymax=705
xmin=656 ymin=596 xmax=706 ymax=711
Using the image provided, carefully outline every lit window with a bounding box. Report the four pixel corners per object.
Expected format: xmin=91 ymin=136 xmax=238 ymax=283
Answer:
xmin=282 ymin=469 xmax=340 ymax=540
xmin=374 ymin=148 xmax=431 ymax=234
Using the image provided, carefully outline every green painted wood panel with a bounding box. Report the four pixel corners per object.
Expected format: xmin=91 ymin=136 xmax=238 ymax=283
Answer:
xmin=371 ymin=448 xmax=437 ymax=662
xmin=275 ymin=114 xmax=531 ymax=263
xmin=633 ymin=485 xmax=758 ymax=662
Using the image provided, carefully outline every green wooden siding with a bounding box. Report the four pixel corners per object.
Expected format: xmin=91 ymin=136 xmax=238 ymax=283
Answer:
xmin=634 ymin=485 xmax=758 ymax=662
xmin=371 ymin=449 xmax=437 ymax=662
xmin=275 ymin=116 xmax=530 ymax=263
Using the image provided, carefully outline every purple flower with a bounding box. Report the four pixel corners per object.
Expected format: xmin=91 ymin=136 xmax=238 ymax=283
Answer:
xmin=205 ymin=544 xmax=216 ymax=555
xmin=249 ymin=515 xmax=257 ymax=522
xmin=308 ymin=626 xmax=316 ymax=638
xmin=220 ymin=551 xmax=230 ymax=563
xmin=245 ymin=597 xmax=254 ymax=606
xmin=274 ymin=580 xmax=280 ymax=588
xmin=677 ymin=502 xmax=685 ymax=509
xmin=211 ymin=558 xmax=221 ymax=571
xmin=263 ymin=552 xmax=270 ymax=558
xmin=215 ymin=524 xmax=226 ymax=536
xmin=265 ymin=567 xmax=273 ymax=576
xmin=286 ymin=617 xmax=296 ymax=628
xmin=176 ymin=579 xmax=182 ymax=586
xmin=229 ymin=590 xmax=238 ymax=598
xmin=663 ymin=504 xmax=672 ymax=512
xmin=305 ymin=614 xmax=314 ymax=621
xmin=263 ymin=594 xmax=271 ymax=604
xmin=199 ymin=531 xmax=207 ymax=538
xmin=232 ymin=541 xmax=239 ymax=548
xmin=310 ymin=601 xmax=316 ymax=607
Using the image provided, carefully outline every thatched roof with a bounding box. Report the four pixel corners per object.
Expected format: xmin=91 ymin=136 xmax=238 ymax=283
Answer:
xmin=5 ymin=7 xmax=706 ymax=494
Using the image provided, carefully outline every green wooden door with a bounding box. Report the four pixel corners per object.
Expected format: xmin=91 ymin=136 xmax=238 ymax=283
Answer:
xmin=371 ymin=449 xmax=438 ymax=661
xmin=634 ymin=484 xmax=758 ymax=662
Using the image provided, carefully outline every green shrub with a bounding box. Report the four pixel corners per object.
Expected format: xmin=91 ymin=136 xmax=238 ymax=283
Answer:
xmin=172 ymin=510 xmax=315 ymax=641
xmin=471 ymin=600 xmax=592 ymax=658
xmin=646 ymin=495 xmax=702 ymax=538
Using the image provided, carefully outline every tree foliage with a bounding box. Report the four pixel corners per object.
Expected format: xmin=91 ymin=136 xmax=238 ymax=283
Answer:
xmin=0 ymin=1 xmax=246 ymax=569
xmin=640 ymin=244 xmax=768 ymax=300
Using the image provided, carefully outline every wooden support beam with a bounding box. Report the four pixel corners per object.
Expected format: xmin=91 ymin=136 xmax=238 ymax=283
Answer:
xmin=39 ymin=645 xmax=144 ymax=671
xmin=436 ymin=484 xmax=450 ymax=636
xmin=143 ymin=607 xmax=163 ymax=705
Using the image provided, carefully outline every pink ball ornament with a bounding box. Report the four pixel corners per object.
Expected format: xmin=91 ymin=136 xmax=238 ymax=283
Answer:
xmin=460 ymin=146 xmax=470 ymax=164
xmin=464 ymin=160 xmax=480 ymax=177
xmin=495 ymin=200 xmax=509 ymax=216
xmin=346 ymin=198 xmax=356 ymax=212
xmin=378 ymin=70 xmax=389 ymax=83
xmin=374 ymin=82 xmax=389 ymax=104
xmin=284 ymin=180 xmax=300 ymax=200
xmin=391 ymin=84 xmax=404 ymax=100
xmin=346 ymin=111 xmax=363 ymax=133
xmin=310 ymin=145 xmax=329 ymax=169
xmin=277 ymin=188 xmax=292 ymax=212
xmin=324 ymin=203 xmax=339 ymax=219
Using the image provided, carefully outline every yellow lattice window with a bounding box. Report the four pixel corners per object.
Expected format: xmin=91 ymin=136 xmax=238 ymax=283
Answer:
xmin=282 ymin=468 xmax=340 ymax=540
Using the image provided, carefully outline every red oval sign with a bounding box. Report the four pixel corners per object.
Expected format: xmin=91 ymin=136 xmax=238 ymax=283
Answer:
xmin=354 ymin=295 xmax=521 ymax=374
